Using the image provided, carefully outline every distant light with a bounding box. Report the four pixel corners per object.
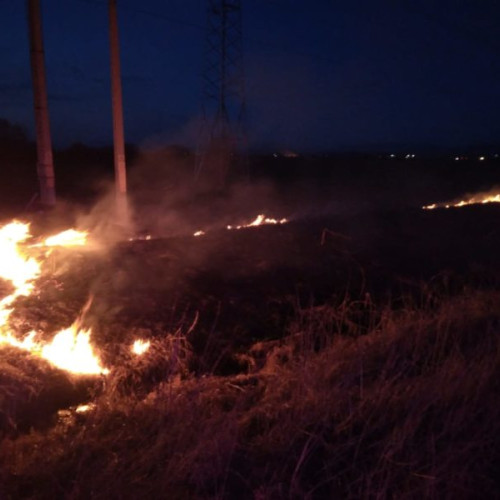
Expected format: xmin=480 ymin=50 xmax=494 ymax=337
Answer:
xmin=390 ymin=154 xmax=395 ymax=158
xmin=455 ymin=157 xmax=460 ymax=161
xmin=479 ymin=156 xmax=485 ymax=161
xmin=193 ymin=230 xmax=205 ymax=237
xmin=273 ymin=153 xmax=278 ymax=158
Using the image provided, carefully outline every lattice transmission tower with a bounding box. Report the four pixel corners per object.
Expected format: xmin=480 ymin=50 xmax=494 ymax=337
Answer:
xmin=195 ymin=0 xmax=247 ymax=189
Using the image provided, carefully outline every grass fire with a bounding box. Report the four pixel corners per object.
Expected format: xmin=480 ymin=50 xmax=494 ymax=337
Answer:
xmin=0 ymin=221 xmax=108 ymax=376
xmin=1 ymin=1 xmax=500 ymax=495
xmin=1 ymin=177 xmax=500 ymax=498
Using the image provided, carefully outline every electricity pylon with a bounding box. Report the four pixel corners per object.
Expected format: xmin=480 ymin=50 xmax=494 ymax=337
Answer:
xmin=195 ymin=0 xmax=247 ymax=189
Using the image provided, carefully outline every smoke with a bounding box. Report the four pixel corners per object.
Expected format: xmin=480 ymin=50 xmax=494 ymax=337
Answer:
xmin=139 ymin=116 xmax=203 ymax=152
xmin=74 ymin=187 xmax=133 ymax=244
xmin=126 ymin=143 xmax=287 ymax=238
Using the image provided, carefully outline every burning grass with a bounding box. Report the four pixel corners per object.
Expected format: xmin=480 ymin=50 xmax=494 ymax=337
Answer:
xmin=423 ymin=188 xmax=500 ymax=210
xmin=1 ymin=288 xmax=499 ymax=499
xmin=0 ymin=221 xmax=108 ymax=375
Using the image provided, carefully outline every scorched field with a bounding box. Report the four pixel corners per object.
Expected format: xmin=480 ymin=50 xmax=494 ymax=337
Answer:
xmin=1 ymin=186 xmax=500 ymax=499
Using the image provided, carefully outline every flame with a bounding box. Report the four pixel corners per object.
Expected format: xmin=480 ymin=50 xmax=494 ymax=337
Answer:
xmin=41 ymin=323 xmax=109 ymax=375
xmin=0 ymin=331 xmax=38 ymax=350
xmin=227 ymin=214 xmax=288 ymax=230
xmin=43 ymin=229 xmax=88 ymax=247
xmin=132 ymin=338 xmax=151 ymax=355
xmin=423 ymin=192 xmax=500 ymax=210
xmin=0 ymin=221 xmax=108 ymax=376
xmin=75 ymin=403 xmax=96 ymax=413
xmin=128 ymin=234 xmax=152 ymax=242
xmin=0 ymin=221 xmax=40 ymax=297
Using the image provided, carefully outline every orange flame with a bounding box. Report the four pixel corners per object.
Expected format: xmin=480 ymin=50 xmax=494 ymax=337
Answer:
xmin=227 ymin=214 xmax=288 ymax=230
xmin=0 ymin=221 xmax=40 ymax=297
xmin=41 ymin=323 xmax=109 ymax=375
xmin=423 ymin=192 xmax=500 ymax=210
xmin=131 ymin=338 xmax=151 ymax=355
xmin=43 ymin=229 xmax=88 ymax=247
xmin=0 ymin=221 xmax=108 ymax=376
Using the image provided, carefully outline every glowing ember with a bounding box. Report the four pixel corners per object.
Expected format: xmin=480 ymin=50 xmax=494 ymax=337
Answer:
xmin=193 ymin=230 xmax=205 ymax=237
xmin=128 ymin=234 xmax=153 ymax=242
xmin=75 ymin=403 xmax=96 ymax=413
xmin=227 ymin=214 xmax=288 ymax=230
xmin=132 ymin=339 xmax=151 ymax=355
xmin=423 ymin=192 xmax=500 ymax=210
xmin=43 ymin=229 xmax=88 ymax=247
xmin=0 ymin=220 xmax=108 ymax=376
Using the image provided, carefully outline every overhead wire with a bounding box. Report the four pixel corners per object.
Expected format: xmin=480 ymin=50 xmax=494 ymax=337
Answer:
xmin=71 ymin=0 xmax=342 ymax=67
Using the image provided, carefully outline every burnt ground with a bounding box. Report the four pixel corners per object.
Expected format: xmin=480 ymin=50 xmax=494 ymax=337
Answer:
xmin=2 ymin=146 xmax=500 ymax=434
xmin=2 ymin=196 xmax=500 ymax=463
xmin=10 ymin=202 xmax=500 ymax=377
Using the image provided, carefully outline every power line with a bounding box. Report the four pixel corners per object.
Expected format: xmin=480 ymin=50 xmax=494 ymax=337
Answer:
xmin=71 ymin=0 xmax=341 ymax=67
xmin=73 ymin=0 xmax=204 ymax=31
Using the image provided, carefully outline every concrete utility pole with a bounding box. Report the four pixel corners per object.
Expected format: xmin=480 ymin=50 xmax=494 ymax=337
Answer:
xmin=27 ymin=0 xmax=56 ymax=207
xmin=108 ymin=0 xmax=128 ymax=221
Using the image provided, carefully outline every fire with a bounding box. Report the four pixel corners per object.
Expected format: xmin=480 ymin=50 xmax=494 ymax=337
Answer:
xmin=423 ymin=191 xmax=500 ymax=210
xmin=128 ymin=234 xmax=152 ymax=242
xmin=0 ymin=221 xmax=108 ymax=376
xmin=0 ymin=221 xmax=40 ymax=297
xmin=43 ymin=229 xmax=88 ymax=247
xmin=131 ymin=338 xmax=151 ymax=355
xmin=227 ymin=214 xmax=288 ymax=230
xmin=41 ymin=323 xmax=109 ymax=375
xmin=75 ymin=403 xmax=96 ymax=413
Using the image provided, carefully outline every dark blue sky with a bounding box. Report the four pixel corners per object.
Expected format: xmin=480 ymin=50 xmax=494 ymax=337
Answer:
xmin=1 ymin=0 xmax=499 ymax=151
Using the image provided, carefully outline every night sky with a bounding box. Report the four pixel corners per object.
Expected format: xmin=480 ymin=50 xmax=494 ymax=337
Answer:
xmin=1 ymin=0 xmax=499 ymax=152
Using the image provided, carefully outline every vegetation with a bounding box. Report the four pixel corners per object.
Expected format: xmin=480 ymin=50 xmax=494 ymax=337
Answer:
xmin=1 ymin=287 xmax=499 ymax=499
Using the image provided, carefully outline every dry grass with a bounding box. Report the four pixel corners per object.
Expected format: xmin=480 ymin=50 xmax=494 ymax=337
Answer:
xmin=1 ymin=289 xmax=499 ymax=499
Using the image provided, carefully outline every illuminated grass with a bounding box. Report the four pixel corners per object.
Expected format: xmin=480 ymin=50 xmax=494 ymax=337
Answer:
xmin=1 ymin=289 xmax=499 ymax=499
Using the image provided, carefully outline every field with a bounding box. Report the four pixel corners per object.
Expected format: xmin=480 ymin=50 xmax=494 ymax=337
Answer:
xmin=1 ymin=145 xmax=500 ymax=498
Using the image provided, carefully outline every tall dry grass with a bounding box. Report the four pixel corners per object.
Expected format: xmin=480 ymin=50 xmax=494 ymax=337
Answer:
xmin=1 ymin=289 xmax=499 ymax=499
